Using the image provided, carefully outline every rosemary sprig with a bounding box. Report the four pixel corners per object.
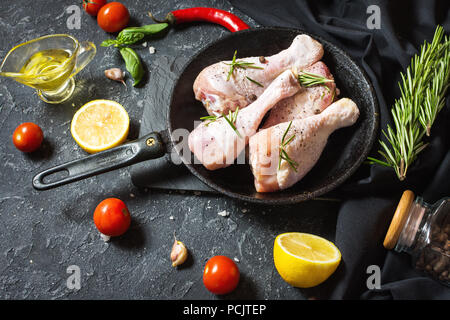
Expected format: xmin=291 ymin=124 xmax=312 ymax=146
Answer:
xmin=367 ymin=26 xmax=450 ymax=181
xmin=224 ymin=50 xmax=264 ymax=81
xmin=419 ymin=39 xmax=450 ymax=136
xmin=226 ymin=50 xmax=238 ymax=81
xmin=200 ymin=115 xmax=217 ymax=126
xmin=246 ymin=76 xmax=264 ymax=87
xmin=278 ymin=121 xmax=298 ymax=171
xmin=297 ymin=71 xmax=334 ymax=91
xmin=223 ymin=107 xmax=241 ymax=138
xmin=201 ymin=107 xmax=241 ymax=137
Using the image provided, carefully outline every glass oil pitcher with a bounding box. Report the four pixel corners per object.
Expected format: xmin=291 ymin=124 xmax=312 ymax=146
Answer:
xmin=0 ymin=34 xmax=96 ymax=104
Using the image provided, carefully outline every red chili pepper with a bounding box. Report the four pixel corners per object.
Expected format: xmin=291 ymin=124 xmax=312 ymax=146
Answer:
xmin=149 ymin=7 xmax=250 ymax=32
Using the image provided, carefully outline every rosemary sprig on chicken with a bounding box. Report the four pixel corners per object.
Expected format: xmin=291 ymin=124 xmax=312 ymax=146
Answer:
xmin=223 ymin=107 xmax=242 ymax=138
xmin=200 ymin=107 xmax=241 ymax=137
xmin=224 ymin=50 xmax=264 ymax=81
xmin=278 ymin=121 xmax=298 ymax=172
xmin=199 ymin=115 xmax=218 ymax=126
xmin=246 ymin=76 xmax=264 ymax=87
xmin=297 ymin=71 xmax=334 ymax=91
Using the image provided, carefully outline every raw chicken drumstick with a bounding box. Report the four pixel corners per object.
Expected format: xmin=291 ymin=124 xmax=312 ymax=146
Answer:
xmin=249 ymin=98 xmax=359 ymax=193
xmin=262 ymin=61 xmax=337 ymax=129
xmin=193 ymin=34 xmax=324 ymax=116
xmin=189 ymin=70 xmax=301 ymax=171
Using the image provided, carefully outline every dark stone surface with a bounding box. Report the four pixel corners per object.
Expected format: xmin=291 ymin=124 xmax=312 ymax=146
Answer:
xmin=0 ymin=0 xmax=340 ymax=299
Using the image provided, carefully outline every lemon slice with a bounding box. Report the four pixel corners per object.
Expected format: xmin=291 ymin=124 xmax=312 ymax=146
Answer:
xmin=71 ymin=100 xmax=129 ymax=153
xmin=273 ymin=232 xmax=341 ymax=288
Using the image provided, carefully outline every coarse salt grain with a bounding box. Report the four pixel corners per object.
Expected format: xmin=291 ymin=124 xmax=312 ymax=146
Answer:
xmin=218 ymin=210 xmax=229 ymax=217
xmin=100 ymin=233 xmax=111 ymax=242
xmin=149 ymin=46 xmax=156 ymax=54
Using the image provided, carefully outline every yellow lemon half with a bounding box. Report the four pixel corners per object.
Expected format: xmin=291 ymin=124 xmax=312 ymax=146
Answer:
xmin=273 ymin=232 xmax=341 ymax=288
xmin=71 ymin=100 xmax=129 ymax=153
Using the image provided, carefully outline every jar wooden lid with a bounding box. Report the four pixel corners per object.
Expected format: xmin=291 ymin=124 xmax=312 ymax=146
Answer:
xmin=383 ymin=190 xmax=415 ymax=250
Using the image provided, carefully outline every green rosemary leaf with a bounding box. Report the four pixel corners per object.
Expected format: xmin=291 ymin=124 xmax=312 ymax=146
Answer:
xmin=235 ymin=63 xmax=264 ymax=69
xmin=246 ymin=76 xmax=264 ymax=87
xmin=298 ymin=71 xmax=334 ymax=90
xmin=366 ymin=156 xmax=391 ymax=167
xmin=281 ymin=120 xmax=292 ymax=145
xmin=223 ymin=108 xmax=241 ymax=138
xmin=226 ymin=50 xmax=238 ymax=81
xmin=280 ymin=149 xmax=298 ymax=171
xmin=282 ymin=134 xmax=295 ymax=147
xmin=278 ymin=121 xmax=298 ymax=172
xmin=200 ymin=115 xmax=218 ymax=126
xmin=225 ymin=50 xmax=264 ymax=81
xmin=232 ymin=107 xmax=239 ymax=124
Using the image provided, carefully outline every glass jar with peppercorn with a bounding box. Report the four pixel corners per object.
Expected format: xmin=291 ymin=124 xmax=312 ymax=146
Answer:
xmin=384 ymin=190 xmax=450 ymax=286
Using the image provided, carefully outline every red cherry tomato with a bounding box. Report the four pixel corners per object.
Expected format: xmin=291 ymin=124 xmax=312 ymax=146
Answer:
xmin=97 ymin=2 xmax=130 ymax=33
xmin=12 ymin=122 xmax=44 ymax=153
xmin=203 ymin=255 xmax=240 ymax=295
xmin=93 ymin=198 xmax=131 ymax=237
xmin=82 ymin=0 xmax=107 ymax=16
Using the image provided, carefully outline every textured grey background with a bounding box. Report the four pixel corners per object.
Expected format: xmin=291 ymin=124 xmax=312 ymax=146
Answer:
xmin=0 ymin=0 xmax=340 ymax=299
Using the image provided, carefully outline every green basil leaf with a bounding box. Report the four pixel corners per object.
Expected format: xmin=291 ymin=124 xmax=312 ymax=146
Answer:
xmin=121 ymin=23 xmax=169 ymax=36
xmin=137 ymin=23 xmax=169 ymax=35
xmin=119 ymin=47 xmax=144 ymax=87
xmin=102 ymin=23 xmax=169 ymax=47
xmin=101 ymin=39 xmax=118 ymax=47
xmin=116 ymin=31 xmax=145 ymax=46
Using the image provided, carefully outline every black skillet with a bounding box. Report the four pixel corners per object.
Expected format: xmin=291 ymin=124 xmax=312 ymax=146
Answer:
xmin=32 ymin=27 xmax=379 ymax=204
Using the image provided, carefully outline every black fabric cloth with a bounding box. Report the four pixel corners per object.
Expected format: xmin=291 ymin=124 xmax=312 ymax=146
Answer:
xmin=229 ymin=0 xmax=450 ymax=299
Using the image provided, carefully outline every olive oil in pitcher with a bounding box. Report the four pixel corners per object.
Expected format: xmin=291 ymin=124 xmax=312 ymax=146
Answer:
xmin=17 ymin=49 xmax=74 ymax=91
xmin=0 ymin=34 xmax=96 ymax=104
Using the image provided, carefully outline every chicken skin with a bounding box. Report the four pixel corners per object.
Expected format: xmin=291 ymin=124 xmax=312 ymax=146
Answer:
xmin=262 ymin=61 xmax=337 ymax=129
xmin=193 ymin=34 xmax=324 ymax=116
xmin=189 ymin=70 xmax=301 ymax=170
xmin=249 ymin=98 xmax=359 ymax=192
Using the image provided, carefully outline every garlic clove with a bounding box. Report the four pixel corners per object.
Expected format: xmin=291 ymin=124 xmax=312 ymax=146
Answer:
xmin=171 ymin=238 xmax=188 ymax=267
xmin=105 ymin=68 xmax=126 ymax=86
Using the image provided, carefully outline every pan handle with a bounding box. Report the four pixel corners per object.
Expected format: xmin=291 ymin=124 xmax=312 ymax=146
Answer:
xmin=32 ymin=132 xmax=165 ymax=190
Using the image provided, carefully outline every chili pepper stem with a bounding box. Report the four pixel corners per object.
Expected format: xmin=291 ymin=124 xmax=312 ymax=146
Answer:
xmin=148 ymin=11 xmax=175 ymax=25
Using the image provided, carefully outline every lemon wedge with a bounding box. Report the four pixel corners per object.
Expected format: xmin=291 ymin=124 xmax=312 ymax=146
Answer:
xmin=71 ymin=100 xmax=129 ymax=153
xmin=273 ymin=232 xmax=341 ymax=288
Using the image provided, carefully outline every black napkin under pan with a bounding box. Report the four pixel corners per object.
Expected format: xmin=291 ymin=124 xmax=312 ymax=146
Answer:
xmin=228 ymin=0 xmax=450 ymax=299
